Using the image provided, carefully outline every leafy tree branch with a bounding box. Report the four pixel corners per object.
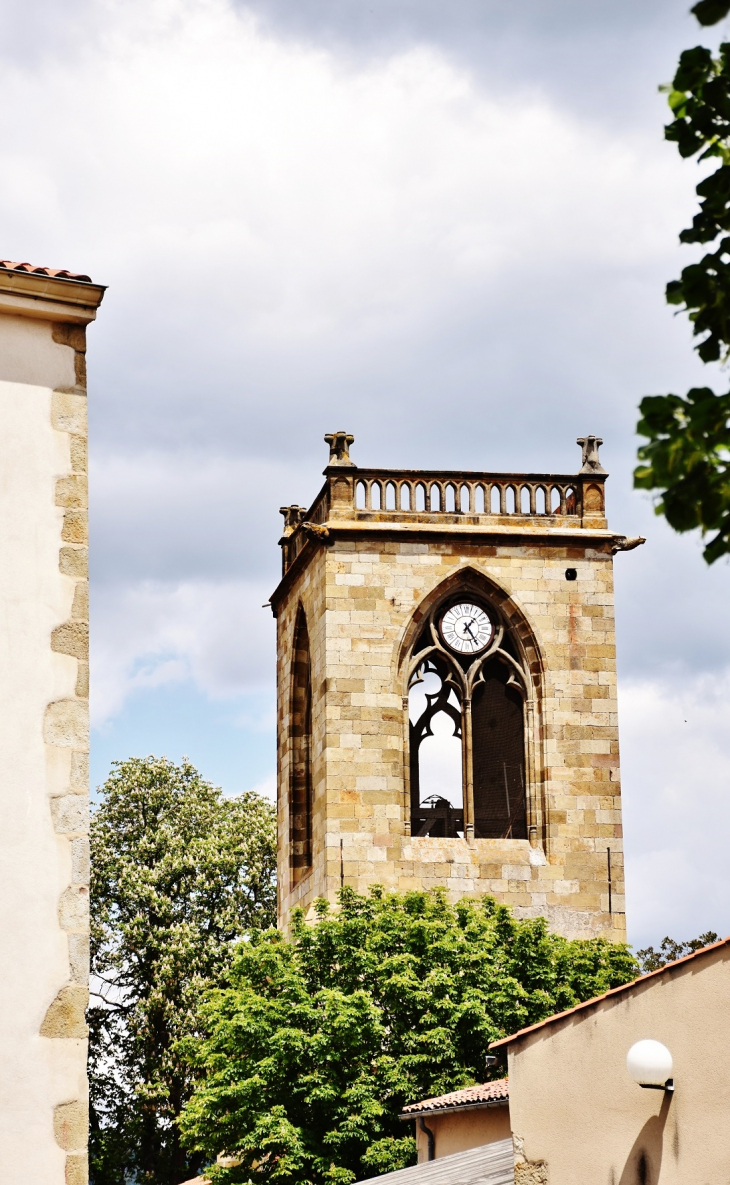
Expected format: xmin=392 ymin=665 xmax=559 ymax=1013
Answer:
xmin=89 ymin=756 xmax=277 ymax=1185
xmin=179 ymin=887 xmax=637 ymax=1185
xmin=636 ymin=929 xmax=719 ymax=972
xmin=634 ymin=0 xmax=730 ymax=561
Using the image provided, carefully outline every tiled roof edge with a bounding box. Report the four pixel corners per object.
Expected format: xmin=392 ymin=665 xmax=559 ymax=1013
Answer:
xmin=0 ymin=260 xmax=93 ymax=283
xmin=398 ymin=1097 xmax=509 ymax=1120
xmin=399 ymin=1080 xmax=509 ymax=1116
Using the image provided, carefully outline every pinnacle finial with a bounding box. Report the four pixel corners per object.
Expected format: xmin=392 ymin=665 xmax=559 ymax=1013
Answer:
xmin=279 ymin=505 xmax=307 ymax=535
xmin=324 ymin=430 xmax=355 ymax=467
xmin=577 ymin=435 xmax=606 ymax=474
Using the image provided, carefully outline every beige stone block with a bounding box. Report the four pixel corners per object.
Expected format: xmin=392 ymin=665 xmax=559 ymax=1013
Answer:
xmin=479 ymin=864 xmax=504 ymax=879
xmin=355 ymin=776 xmax=388 ymax=792
xmin=58 ymin=885 xmax=89 ymax=931
xmin=44 ymin=700 xmax=88 ymax=748
xmin=62 ymin=509 xmax=88 ymax=544
xmin=40 ymin=985 xmax=88 ymax=1039
xmin=72 ymin=837 xmax=90 ymax=883
xmin=68 ymin=934 xmax=89 ymax=986
xmin=52 ymin=620 xmax=88 ymax=660
xmin=50 ymin=794 xmax=88 ymax=834
xmin=338 ymin=734 xmax=362 ymax=748
xmin=52 ymin=390 xmax=87 ymax=436
xmin=69 ymin=434 xmax=87 ymax=474
xmin=54 ymin=1100 xmax=88 ymax=1152
xmin=71 ymin=582 xmax=89 ymax=619
xmin=55 ymin=475 xmax=88 ymax=509
xmin=502 ymin=864 xmax=531 ymax=881
xmin=65 ymin=1152 xmax=89 ymax=1185
xmin=366 ymin=846 xmax=390 ymax=862
xmin=59 ymin=546 xmax=88 ymax=578
xmin=75 ymin=662 xmax=89 ymax=698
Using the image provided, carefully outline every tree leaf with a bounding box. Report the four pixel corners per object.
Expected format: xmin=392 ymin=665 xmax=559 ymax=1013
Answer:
xmin=691 ymin=0 xmax=730 ymax=26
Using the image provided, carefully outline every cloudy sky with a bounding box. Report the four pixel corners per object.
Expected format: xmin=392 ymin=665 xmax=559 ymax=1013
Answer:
xmin=3 ymin=0 xmax=730 ymax=948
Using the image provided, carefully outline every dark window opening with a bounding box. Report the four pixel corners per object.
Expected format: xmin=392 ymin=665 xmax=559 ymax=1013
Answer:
xmin=409 ymin=656 xmax=464 ymax=838
xmin=290 ymin=610 xmax=313 ymax=882
xmin=472 ymin=663 xmax=527 ymax=839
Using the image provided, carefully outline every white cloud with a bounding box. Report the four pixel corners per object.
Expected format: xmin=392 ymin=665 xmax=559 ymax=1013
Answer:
xmin=0 ymin=0 xmax=700 ymax=409
xmin=620 ymin=673 xmax=730 ymax=947
xmin=91 ymin=577 xmax=275 ymax=727
xmin=2 ymin=0 xmax=730 ymax=944
xmin=242 ymin=773 xmax=277 ymax=802
xmin=90 ymin=448 xmax=308 ymax=581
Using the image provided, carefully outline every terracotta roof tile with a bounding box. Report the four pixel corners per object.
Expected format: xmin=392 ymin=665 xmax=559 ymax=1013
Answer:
xmin=400 ymin=1080 xmax=509 ymax=1116
xmin=0 ymin=259 xmax=92 ymax=283
xmin=490 ymin=934 xmax=730 ymax=1051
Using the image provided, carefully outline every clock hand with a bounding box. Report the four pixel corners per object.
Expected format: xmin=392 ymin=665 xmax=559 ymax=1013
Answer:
xmin=463 ymin=620 xmax=477 ymax=639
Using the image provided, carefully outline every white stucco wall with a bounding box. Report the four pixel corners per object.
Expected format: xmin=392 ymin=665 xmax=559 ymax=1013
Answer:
xmin=0 ymin=375 xmax=83 ymax=1179
xmin=0 ymin=276 xmax=103 ymax=1185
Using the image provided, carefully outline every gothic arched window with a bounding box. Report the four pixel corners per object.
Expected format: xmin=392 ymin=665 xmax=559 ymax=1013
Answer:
xmin=406 ymin=590 xmax=530 ymax=841
xmin=409 ymin=654 xmax=464 ymax=838
xmin=290 ymin=608 xmax=312 ymax=882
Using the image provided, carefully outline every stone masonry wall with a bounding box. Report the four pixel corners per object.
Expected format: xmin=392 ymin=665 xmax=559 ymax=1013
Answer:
xmin=277 ymin=531 xmax=625 ymax=941
xmin=42 ymin=322 xmax=91 ymax=1185
xmin=276 ymin=546 xmax=327 ymax=919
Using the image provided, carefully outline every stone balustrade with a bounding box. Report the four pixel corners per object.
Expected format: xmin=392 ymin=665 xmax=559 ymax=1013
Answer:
xmin=353 ymin=470 xmax=580 ymax=516
xmin=280 ymin=465 xmax=608 ymax=576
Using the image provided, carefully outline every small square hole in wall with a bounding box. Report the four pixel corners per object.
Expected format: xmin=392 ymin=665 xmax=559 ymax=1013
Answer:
xmin=565 ymin=568 xmax=577 ymax=581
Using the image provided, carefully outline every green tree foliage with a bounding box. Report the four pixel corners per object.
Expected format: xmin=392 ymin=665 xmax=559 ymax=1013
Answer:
xmin=636 ymin=929 xmax=719 ymax=972
xmin=634 ymin=0 xmax=730 ymax=562
xmin=89 ymin=756 xmax=277 ymax=1185
xmin=180 ymin=887 xmax=637 ymax=1185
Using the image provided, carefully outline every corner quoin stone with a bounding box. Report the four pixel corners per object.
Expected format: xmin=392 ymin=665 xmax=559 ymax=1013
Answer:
xmin=40 ymin=986 xmax=89 ymax=1039
xmin=53 ymin=1100 xmax=88 ymax=1152
xmin=43 ymin=700 xmax=89 ymax=748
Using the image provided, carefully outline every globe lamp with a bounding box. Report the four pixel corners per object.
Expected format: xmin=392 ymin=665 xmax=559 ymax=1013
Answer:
xmin=626 ymin=1040 xmax=674 ymax=1092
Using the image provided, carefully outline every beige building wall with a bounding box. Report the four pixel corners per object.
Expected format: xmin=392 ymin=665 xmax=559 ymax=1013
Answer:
xmin=0 ymin=265 xmax=104 ymax=1184
xmin=413 ymin=1107 xmax=512 ymax=1163
xmin=274 ymin=437 xmax=638 ymax=938
xmin=495 ymin=942 xmax=730 ymax=1184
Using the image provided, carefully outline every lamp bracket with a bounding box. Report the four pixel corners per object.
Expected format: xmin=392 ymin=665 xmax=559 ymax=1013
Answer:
xmin=639 ymin=1079 xmax=674 ymax=1093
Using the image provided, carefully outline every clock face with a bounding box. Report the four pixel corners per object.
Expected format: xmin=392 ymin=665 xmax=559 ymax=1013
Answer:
xmin=440 ymin=602 xmax=493 ymax=655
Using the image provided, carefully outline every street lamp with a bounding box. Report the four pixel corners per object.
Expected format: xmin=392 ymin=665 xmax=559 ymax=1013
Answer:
xmin=626 ymin=1040 xmax=674 ymax=1093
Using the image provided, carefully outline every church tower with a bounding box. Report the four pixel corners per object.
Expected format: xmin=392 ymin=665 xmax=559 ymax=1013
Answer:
xmin=271 ymin=432 xmax=641 ymax=940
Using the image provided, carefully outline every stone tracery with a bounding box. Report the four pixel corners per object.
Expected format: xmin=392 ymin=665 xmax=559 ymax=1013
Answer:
xmin=405 ymin=580 xmax=536 ymax=842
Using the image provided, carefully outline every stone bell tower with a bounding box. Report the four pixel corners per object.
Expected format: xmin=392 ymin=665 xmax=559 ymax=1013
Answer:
xmin=271 ymin=432 xmax=642 ymax=940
